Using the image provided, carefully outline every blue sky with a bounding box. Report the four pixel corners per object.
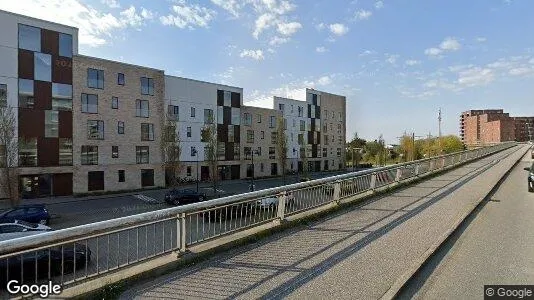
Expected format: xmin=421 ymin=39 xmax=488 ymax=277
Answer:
xmin=4 ymin=0 xmax=534 ymax=143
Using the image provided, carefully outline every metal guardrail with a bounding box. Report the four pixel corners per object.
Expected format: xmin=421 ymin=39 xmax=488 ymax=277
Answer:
xmin=0 ymin=142 xmax=517 ymax=296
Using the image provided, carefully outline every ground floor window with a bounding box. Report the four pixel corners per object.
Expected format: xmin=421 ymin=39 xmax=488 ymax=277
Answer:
xmin=271 ymin=163 xmax=278 ymax=176
xmin=141 ymin=169 xmax=154 ymax=187
xmin=118 ymin=170 xmax=125 ymax=182
xmin=88 ymin=171 xmax=104 ymax=191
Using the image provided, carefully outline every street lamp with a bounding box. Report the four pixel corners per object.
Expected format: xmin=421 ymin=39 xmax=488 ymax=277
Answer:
xmin=293 ymin=148 xmax=299 ymax=182
xmin=246 ymin=148 xmax=259 ymax=191
xmin=191 ymin=148 xmax=199 ymax=192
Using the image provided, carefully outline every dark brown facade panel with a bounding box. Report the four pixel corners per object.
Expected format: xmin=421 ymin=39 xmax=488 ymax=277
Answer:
xmin=18 ymin=109 xmax=44 ymax=138
xmin=88 ymin=171 xmax=105 ymax=191
xmin=18 ymin=49 xmax=34 ymax=79
xmin=41 ymin=29 xmax=59 ymax=56
xmin=53 ymin=173 xmax=73 ymax=196
xmin=217 ymin=124 xmax=228 ymax=143
xmin=34 ymin=81 xmax=52 ymax=110
xmin=58 ymin=111 xmax=73 ymax=138
xmin=225 ymin=142 xmax=234 ymax=161
xmin=234 ymin=125 xmax=241 ymax=143
xmin=231 ymin=92 xmax=241 ymax=108
xmin=37 ymin=137 xmax=59 ymax=167
xmin=223 ymin=107 xmax=231 ymax=124
xmin=52 ymin=56 xmax=72 ymax=84
xmin=217 ymin=90 xmax=224 ymax=106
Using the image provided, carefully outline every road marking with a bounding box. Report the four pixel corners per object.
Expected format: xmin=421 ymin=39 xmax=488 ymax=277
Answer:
xmin=133 ymin=194 xmax=160 ymax=204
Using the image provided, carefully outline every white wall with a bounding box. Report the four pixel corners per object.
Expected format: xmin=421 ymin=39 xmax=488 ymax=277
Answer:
xmin=273 ymin=96 xmax=309 ymax=159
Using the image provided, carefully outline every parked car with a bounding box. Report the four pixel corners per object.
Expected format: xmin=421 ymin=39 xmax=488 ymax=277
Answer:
xmin=0 ymin=236 xmax=91 ymax=285
xmin=0 ymin=204 xmax=50 ymax=225
xmin=257 ymin=192 xmax=296 ymax=209
xmin=525 ymin=162 xmax=534 ymax=192
xmin=0 ymin=220 xmax=51 ymax=235
xmin=164 ymin=189 xmax=207 ymax=205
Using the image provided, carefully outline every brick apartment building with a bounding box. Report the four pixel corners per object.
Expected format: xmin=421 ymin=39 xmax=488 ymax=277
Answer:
xmin=460 ymin=109 xmax=534 ymax=146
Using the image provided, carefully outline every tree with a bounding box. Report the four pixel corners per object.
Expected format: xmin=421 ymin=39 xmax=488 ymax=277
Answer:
xmin=0 ymin=104 xmax=19 ymax=206
xmin=299 ymin=137 xmax=309 ymax=180
xmin=346 ymin=132 xmax=366 ymax=168
xmin=276 ymin=117 xmax=288 ymax=184
xmin=160 ymin=118 xmax=181 ymax=187
xmin=202 ymin=123 xmax=218 ymax=195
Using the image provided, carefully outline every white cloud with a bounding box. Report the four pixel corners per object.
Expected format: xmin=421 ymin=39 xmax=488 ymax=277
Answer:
xmin=1 ymin=0 xmax=154 ymax=47
xmin=317 ymin=76 xmax=332 ymax=86
xmin=424 ymin=47 xmax=443 ymax=57
xmin=375 ymin=1 xmax=384 ymax=9
xmin=439 ymin=37 xmax=461 ymax=51
xmin=253 ymin=13 xmax=276 ymax=38
xmin=269 ymin=36 xmax=290 ymax=45
xmin=316 ymin=46 xmax=328 ymax=53
xmin=457 ymin=67 xmax=495 ymax=87
xmin=509 ymin=67 xmax=533 ymax=76
xmin=316 ymin=22 xmax=326 ymax=30
xmin=120 ymin=6 xmax=153 ymax=27
xmin=405 ymin=59 xmax=421 ymax=66
xmin=385 ymin=54 xmax=399 ymax=64
xmin=160 ymin=1 xmax=216 ymax=29
xmin=354 ymin=9 xmax=372 ymax=20
xmin=359 ymin=49 xmax=375 ymax=56
xmin=329 ymin=23 xmax=349 ymax=36
xmin=277 ymin=21 xmax=302 ymax=36
xmin=102 ymin=0 xmax=120 ymax=8
xmin=476 ymin=37 xmax=487 ymax=43
xmin=240 ymin=49 xmax=265 ymax=60
xmin=210 ymin=0 xmax=243 ymax=18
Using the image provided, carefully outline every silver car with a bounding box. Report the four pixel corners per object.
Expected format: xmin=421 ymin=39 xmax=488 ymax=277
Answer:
xmin=257 ymin=192 xmax=296 ymax=209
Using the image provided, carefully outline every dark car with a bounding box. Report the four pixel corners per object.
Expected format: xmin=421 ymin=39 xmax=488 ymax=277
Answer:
xmin=164 ymin=189 xmax=207 ymax=205
xmin=0 ymin=242 xmax=91 ymax=286
xmin=0 ymin=204 xmax=50 ymax=225
xmin=525 ymin=162 xmax=534 ymax=192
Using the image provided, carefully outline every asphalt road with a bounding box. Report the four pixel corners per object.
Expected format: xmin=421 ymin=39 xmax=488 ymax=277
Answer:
xmin=398 ymin=149 xmax=534 ymax=300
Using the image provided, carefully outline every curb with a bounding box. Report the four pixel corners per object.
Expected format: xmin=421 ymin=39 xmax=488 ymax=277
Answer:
xmin=379 ymin=145 xmax=529 ymax=300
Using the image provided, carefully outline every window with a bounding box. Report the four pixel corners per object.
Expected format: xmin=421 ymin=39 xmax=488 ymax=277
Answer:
xmin=332 ymin=111 xmax=335 ymax=118
xmin=257 ymin=114 xmax=262 ymax=123
xmin=298 ymin=106 xmax=303 ymax=117
xmin=136 ymin=99 xmax=149 ymax=117
xmin=112 ymin=146 xmax=119 ymax=158
xmin=88 ymin=120 xmax=104 ymax=140
xmin=18 ymin=79 xmax=34 ymax=109
xmin=243 ymin=113 xmax=252 ymax=126
xmin=118 ymin=170 xmax=125 ymax=182
xmin=261 ymin=131 xmax=265 ymax=139
xmin=112 ymin=97 xmax=118 ymax=109
xmin=298 ymin=134 xmax=304 ymax=145
xmin=81 ymin=93 xmax=98 ymax=113
xmin=187 ymin=126 xmax=192 ymax=138
xmin=247 ymin=130 xmax=254 ymax=143
xmin=234 ymin=143 xmax=240 ymax=160
xmin=269 ymin=116 xmax=276 ymax=128
xmin=223 ymin=91 xmax=231 ymax=106
xmin=35 ymin=53 xmax=51 ymax=82
xmin=52 ymin=83 xmax=72 ymax=111
xmin=141 ymin=123 xmax=155 ymax=141
xmin=269 ymin=147 xmax=276 ymax=159
xmin=18 ymin=24 xmax=41 ymax=52
xmin=271 ymin=132 xmax=278 ymax=144
xmin=228 ymin=125 xmax=235 ymax=142
xmin=118 ymin=121 xmax=125 ymax=134
xmin=231 ymin=108 xmax=240 ymax=125
xmin=118 ymin=73 xmax=125 ymax=86
xmin=337 ymin=148 xmax=342 ymax=157
xmin=141 ymin=77 xmax=154 ymax=95
xmin=191 ymin=146 xmax=197 ymax=157
xmin=244 ymin=147 xmax=252 ymax=157
xmin=293 ymin=119 xmax=296 ymax=128
xmin=81 ymin=146 xmax=98 ymax=165
xmin=300 ymin=120 xmax=306 ymax=131
xmin=187 ymin=166 xmax=192 ymax=177
xmin=291 ymin=133 xmax=294 ymax=142
xmin=200 ymin=127 xmax=209 ymax=142
xmin=324 ymin=110 xmax=328 ymax=119
xmin=279 ymin=103 xmax=285 ymax=111
xmin=0 ymin=84 xmax=7 ymax=107
xmin=257 ymin=147 xmax=262 ymax=156
xmin=217 ymin=106 xmax=224 ymax=124
xmin=339 ymin=112 xmax=342 ymax=121
xmin=323 ymin=148 xmax=327 ymax=157
xmin=338 ymin=135 xmax=343 ymax=144
xmin=168 ymin=105 xmax=179 ymax=120
xmin=136 ymin=146 xmax=149 ymax=164
xmin=337 ymin=124 xmax=342 ymax=134
xmin=331 ymin=135 xmax=334 ymax=143
xmin=141 ymin=169 xmax=154 ymax=187
xmin=191 ymin=107 xmax=196 ymax=117
xmin=18 ymin=138 xmax=37 ymax=167
xmin=324 ymin=123 xmax=328 ymax=132
xmin=204 ymin=109 xmax=214 ymax=124
xmin=217 ymin=142 xmax=226 ymax=160
xmin=58 ymin=33 xmax=73 ymax=58
xmin=45 ymin=110 xmax=58 ymax=138
xmin=324 ymin=135 xmax=329 ymax=145
xmin=87 ymin=68 xmax=104 ymax=89
xmin=58 ymin=138 xmax=72 ymax=166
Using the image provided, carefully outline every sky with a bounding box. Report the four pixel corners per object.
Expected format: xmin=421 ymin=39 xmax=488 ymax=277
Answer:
xmin=3 ymin=0 xmax=534 ymax=143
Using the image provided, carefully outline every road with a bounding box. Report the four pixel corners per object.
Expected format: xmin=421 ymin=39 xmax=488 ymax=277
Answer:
xmin=113 ymin=146 xmax=527 ymax=299
xmin=398 ymin=149 xmax=534 ymax=300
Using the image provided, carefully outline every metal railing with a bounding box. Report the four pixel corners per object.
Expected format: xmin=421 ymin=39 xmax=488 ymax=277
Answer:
xmin=0 ymin=142 xmax=516 ymax=296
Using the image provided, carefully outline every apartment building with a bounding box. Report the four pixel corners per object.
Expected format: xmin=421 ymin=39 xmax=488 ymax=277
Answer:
xmin=240 ymin=106 xmax=283 ymax=178
xmin=164 ymin=76 xmax=244 ymax=182
xmin=460 ymin=109 xmax=505 ymax=143
xmin=72 ymin=55 xmax=165 ymax=193
xmin=513 ymin=117 xmax=534 ymax=142
xmin=0 ymin=10 xmax=78 ymax=198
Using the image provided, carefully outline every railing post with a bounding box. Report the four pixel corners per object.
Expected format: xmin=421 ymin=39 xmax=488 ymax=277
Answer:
xmin=441 ymin=157 xmax=446 ymax=169
xmin=333 ymin=180 xmax=341 ymax=204
xmin=277 ymin=192 xmax=287 ymax=221
xmin=370 ymin=173 xmax=377 ymax=193
xmin=429 ymin=159 xmax=435 ymax=172
xmin=414 ymin=163 xmax=420 ymax=176
xmin=179 ymin=212 xmax=187 ymax=253
xmin=395 ymin=168 xmax=402 ymax=182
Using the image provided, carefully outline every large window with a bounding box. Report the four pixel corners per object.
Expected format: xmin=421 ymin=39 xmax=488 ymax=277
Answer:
xmin=223 ymin=91 xmax=231 ymax=106
xmin=136 ymin=99 xmax=149 ymax=117
xmin=88 ymin=68 xmax=104 ymax=89
xmin=269 ymin=116 xmax=276 ymax=128
xmin=300 ymin=120 xmax=306 ymax=131
xmin=298 ymin=106 xmax=303 ymax=117
xmin=18 ymin=24 xmax=40 ymax=52
xmin=0 ymin=84 xmax=7 ymax=106
xmin=136 ymin=146 xmax=149 ymax=164
xmin=257 ymin=114 xmax=262 ymax=123
xmin=279 ymin=103 xmax=285 ymax=111
xmin=141 ymin=123 xmax=154 ymax=141
xmin=88 ymin=120 xmax=104 ymax=140
xmin=59 ymin=33 xmax=73 ymax=58
xmin=243 ymin=113 xmax=252 ymax=126
xmin=247 ymin=130 xmax=254 ymax=143
xmin=271 ymin=132 xmax=278 ymax=144
xmin=234 ymin=143 xmax=240 ymax=160
xmin=118 ymin=73 xmax=125 ymax=86
xmin=52 ymin=83 xmax=72 ymax=111
xmin=118 ymin=121 xmax=125 ymax=134
xmin=269 ymin=147 xmax=275 ymax=159
xmin=34 ymin=53 xmax=51 ymax=82
xmin=140 ymin=77 xmax=154 ymax=95
xmin=228 ymin=125 xmax=234 ymax=142
xmin=204 ymin=109 xmax=214 ymax=124
xmin=217 ymin=106 xmax=224 ymax=124
xmin=231 ymin=108 xmax=240 ymax=125
xmin=261 ymin=131 xmax=265 ymax=139
xmin=186 ymin=126 xmax=192 ymax=138
xmin=18 ymin=138 xmax=37 ymax=167
xmin=112 ymin=97 xmax=118 ymax=109
xmin=118 ymin=170 xmax=125 ymax=182
xmin=18 ymin=79 xmax=34 ymax=109
xmin=168 ymin=105 xmax=179 ymax=120
xmin=217 ymin=142 xmax=225 ymax=160
xmin=112 ymin=146 xmax=119 ymax=158
xmin=81 ymin=146 xmax=98 ymax=165
xmin=45 ymin=110 xmax=58 ymax=138
xmin=81 ymin=93 xmax=98 ymax=113
xmin=59 ymin=138 xmax=73 ymax=166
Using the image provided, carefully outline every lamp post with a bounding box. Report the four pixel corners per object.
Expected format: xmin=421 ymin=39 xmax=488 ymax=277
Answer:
xmin=191 ymin=148 xmax=199 ymax=192
xmin=247 ymin=148 xmax=258 ymax=191
xmin=293 ymin=148 xmax=300 ymax=182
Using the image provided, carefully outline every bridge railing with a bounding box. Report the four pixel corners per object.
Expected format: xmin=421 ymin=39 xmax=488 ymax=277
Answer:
xmin=0 ymin=142 xmax=516 ymax=295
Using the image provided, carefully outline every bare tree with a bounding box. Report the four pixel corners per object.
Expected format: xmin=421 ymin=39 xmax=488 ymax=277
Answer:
xmin=276 ymin=117 xmax=288 ymax=184
xmin=202 ymin=123 xmax=218 ymax=196
xmin=160 ymin=118 xmax=182 ymax=188
xmin=0 ymin=104 xmax=19 ymax=206
xmin=299 ymin=137 xmax=309 ymax=180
